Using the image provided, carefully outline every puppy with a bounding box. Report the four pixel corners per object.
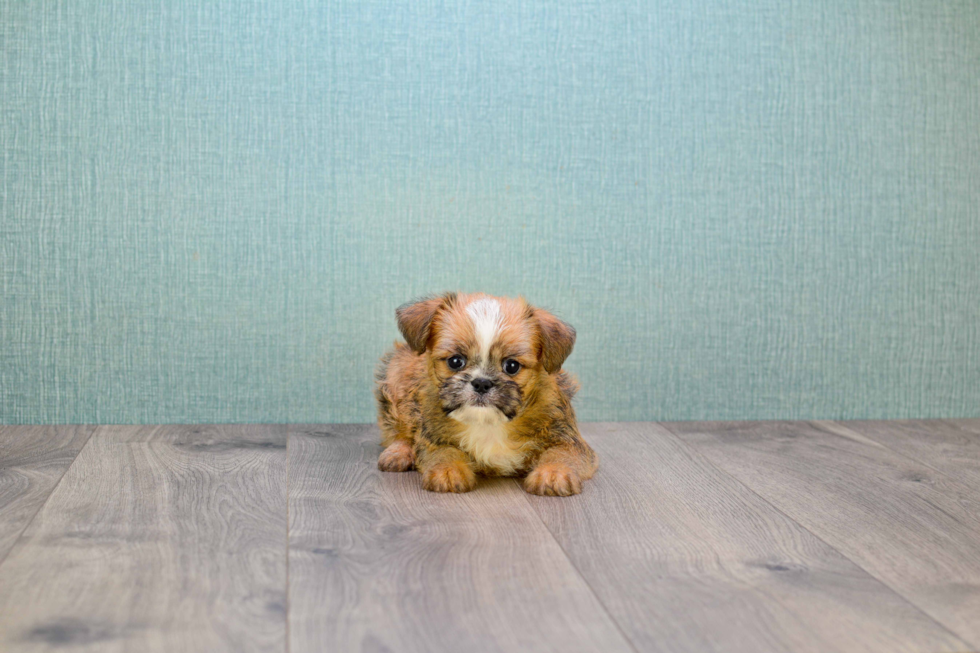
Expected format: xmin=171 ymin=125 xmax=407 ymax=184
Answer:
xmin=375 ymin=292 xmax=597 ymax=496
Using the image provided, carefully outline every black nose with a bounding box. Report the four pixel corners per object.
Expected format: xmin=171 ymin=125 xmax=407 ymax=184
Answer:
xmin=471 ymin=377 xmax=495 ymax=394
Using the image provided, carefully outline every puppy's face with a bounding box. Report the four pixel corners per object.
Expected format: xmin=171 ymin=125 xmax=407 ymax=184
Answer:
xmin=396 ymin=293 xmax=575 ymax=425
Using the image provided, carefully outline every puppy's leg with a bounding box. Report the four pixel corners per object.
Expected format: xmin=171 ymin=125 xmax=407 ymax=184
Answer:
xmin=378 ymin=438 xmax=415 ymax=472
xmin=416 ymin=442 xmax=477 ymax=493
xmin=375 ymin=362 xmax=416 ymax=472
xmin=377 ymin=414 xmax=416 ymax=472
xmin=524 ymin=441 xmax=597 ymax=497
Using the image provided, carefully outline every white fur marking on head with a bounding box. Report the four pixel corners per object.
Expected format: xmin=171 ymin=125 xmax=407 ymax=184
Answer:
xmin=466 ymin=298 xmax=502 ymax=362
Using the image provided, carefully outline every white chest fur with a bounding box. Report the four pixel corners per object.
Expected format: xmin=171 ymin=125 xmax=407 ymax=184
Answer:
xmin=449 ymin=406 xmax=526 ymax=475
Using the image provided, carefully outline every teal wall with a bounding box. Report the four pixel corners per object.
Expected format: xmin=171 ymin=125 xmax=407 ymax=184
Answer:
xmin=2 ymin=1 xmax=979 ymax=424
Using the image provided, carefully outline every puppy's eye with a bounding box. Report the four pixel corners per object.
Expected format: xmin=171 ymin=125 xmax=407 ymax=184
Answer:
xmin=503 ymin=359 xmax=521 ymax=375
xmin=447 ymin=355 xmax=467 ymax=371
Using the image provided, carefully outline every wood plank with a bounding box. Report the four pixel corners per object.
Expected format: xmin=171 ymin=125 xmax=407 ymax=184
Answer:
xmin=522 ymin=422 xmax=966 ymax=653
xmin=946 ymin=418 xmax=980 ymax=435
xmin=663 ymin=419 xmax=980 ymax=649
xmin=288 ymin=424 xmax=633 ymax=653
xmin=0 ymin=426 xmax=95 ymax=562
xmin=0 ymin=425 xmax=287 ymax=653
xmin=830 ymin=420 xmax=980 ymax=501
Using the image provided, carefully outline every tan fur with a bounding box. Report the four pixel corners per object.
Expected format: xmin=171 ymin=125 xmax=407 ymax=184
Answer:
xmin=375 ymin=292 xmax=597 ymax=495
xmin=378 ymin=439 xmax=414 ymax=472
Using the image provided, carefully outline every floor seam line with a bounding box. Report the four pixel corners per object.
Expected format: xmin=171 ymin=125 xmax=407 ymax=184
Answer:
xmin=816 ymin=420 xmax=980 ymax=533
xmin=656 ymin=420 xmax=975 ymax=649
xmin=0 ymin=425 xmax=99 ymax=571
xmin=515 ymin=478 xmax=641 ymax=653
xmin=823 ymin=419 xmax=980 ymax=493
xmin=285 ymin=424 xmax=291 ymax=653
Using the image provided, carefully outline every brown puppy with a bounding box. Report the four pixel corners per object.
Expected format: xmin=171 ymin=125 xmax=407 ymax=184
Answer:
xmin=375 ymin=292 xmax=597 ymax=496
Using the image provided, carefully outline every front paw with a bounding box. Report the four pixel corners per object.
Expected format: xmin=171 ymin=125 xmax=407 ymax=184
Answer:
xmin=421 ymin=462 xmax=477 ymax=493
xmin=524 ymin=463 xmax=582 ymax=496
xmin=378 ymin=441 xmax=415 ymax=472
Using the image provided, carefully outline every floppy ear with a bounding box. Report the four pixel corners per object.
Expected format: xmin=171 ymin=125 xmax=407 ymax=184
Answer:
xmin=396 ymin=293 xmax=456 ymax=353
xmin=533 ymin=307 xmax=576 ymax=373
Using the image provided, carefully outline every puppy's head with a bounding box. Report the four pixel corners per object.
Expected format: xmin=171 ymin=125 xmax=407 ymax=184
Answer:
xmin=396 ymin=292 xmax=575 ymax=424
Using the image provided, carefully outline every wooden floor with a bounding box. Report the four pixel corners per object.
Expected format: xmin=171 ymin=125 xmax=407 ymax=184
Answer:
xmin=0 ymin=421 xmax=978 ymax=652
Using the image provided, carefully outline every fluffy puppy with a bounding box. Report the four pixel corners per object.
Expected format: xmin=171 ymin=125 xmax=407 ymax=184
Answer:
xmin=375 ymin=292 xmax=597 ymax=496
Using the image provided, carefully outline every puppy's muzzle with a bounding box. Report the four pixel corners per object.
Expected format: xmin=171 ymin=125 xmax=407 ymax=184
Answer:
xmin=470 ymin=377 xmax=495 ymax=395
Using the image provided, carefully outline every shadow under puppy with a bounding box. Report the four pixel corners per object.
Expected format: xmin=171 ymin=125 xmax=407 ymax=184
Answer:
xmin=375 ymin=292 xmax=598 ymax=496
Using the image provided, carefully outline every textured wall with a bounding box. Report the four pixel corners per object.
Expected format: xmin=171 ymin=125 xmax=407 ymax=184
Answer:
xmin=2 ymin=1 xmax=979 ymax=424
